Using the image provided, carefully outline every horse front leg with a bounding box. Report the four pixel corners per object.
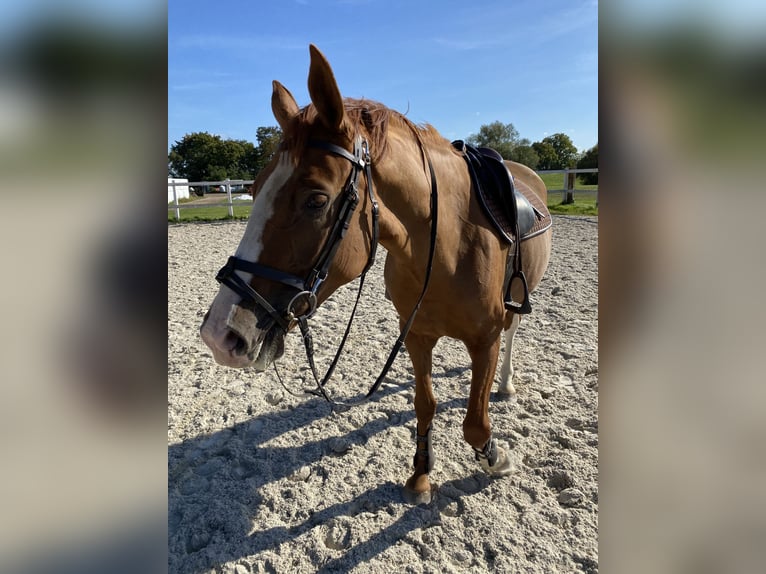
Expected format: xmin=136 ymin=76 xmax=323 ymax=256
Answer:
xmin=464 ymin=336 xmax=515 ymax=476
xmin=403 ymin=332 xmax=438 ymax=503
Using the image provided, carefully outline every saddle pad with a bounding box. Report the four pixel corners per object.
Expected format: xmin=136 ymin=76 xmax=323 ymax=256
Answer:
xmin=453 ymin=141 xmax=552 ymax=244
xmin=487 ymin=177 xmax=552 ymax=243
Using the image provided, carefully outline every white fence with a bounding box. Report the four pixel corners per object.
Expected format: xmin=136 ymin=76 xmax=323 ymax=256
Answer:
xmin=167 ymin=178 xmax=255 ymax=221
xmin=536 ymin=168 xmax=598 ymax=204
xmin=167 ymin=178 xmax=190 ymax=202
xmin=167 ymin=168 xmax=598 ymax=221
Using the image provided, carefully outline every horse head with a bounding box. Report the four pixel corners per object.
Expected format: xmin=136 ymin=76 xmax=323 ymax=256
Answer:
xmin=200 ymin=45 xmax=377 ymax=370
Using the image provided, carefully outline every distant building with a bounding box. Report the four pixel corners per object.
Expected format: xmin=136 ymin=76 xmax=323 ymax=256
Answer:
xmin=168 ymin=178 xmax=190 ymax=203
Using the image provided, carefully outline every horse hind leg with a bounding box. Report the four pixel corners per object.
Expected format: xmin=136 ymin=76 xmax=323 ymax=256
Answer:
xmin=464 ymin=337 xmax=515 ymax=477
xmin=403 ymin=332 xmax=438 ymax=504
xmin=498 ymin=313 xmax=521 ymax=397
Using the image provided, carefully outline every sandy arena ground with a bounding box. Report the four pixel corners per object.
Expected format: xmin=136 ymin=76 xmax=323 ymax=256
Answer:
xmin=168 ymin=215 xmax=598 ymax=573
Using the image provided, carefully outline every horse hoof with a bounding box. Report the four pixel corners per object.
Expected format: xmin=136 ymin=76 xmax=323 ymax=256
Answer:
xmin=479 ymin=445 xmax=515 ymax=477
xmin=497 ymin=378 xmax=517 ymax=397
xmin=403 ymin=485 xmax=433 ymax=505
xmin=496 ymin=386 xmax=517 ymax=402
xmin=403 ymin=473 xmax=433 ymax=504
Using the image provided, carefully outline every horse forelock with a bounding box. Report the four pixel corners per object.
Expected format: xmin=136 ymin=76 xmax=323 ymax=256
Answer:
xmin=279 ymin=98 xmax=447 ymax=163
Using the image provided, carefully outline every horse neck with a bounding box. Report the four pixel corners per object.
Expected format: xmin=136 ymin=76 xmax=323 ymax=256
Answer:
xmin=371 ymin=133 xmax=466 ymax=259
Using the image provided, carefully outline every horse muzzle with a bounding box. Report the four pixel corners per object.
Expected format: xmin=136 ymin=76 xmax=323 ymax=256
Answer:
xmin=200 ymin=304 xmax=286 ymax=370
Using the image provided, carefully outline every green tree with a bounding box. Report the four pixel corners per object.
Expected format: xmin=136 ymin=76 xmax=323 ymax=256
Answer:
xmin=230 ymin=139 xmax=258 ymax=179
xmin=254 ymin=126 xmax=282 ymax=173
xmin=214 ymin=139 xmax=247 ymax=180
xmin=510 ymin=144 xmax=539 ymax=169
xmin=544 ymin=133 xmax=579 ymax=169
xmin=577 ymin=143 xmax=598 ymax=185
xmin=168 ymin=132 xmax=218 ymax=181
xmin=466 ymin=121 xmax=522 ymax=159
xmin=532 ymin=140 xmax=558 ymax=170
xmin=168 ymin=132 xmax=260 ymax=181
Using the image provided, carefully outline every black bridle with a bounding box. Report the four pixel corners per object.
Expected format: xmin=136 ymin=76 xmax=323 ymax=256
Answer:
xmin=215 ymin=135 xmax=439 ymax=407
xmin=215 ymin=136 xmax=377 ymax=330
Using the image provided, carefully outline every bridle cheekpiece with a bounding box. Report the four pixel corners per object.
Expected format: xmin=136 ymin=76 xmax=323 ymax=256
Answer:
xmin=215 ymin=135 xmax=378 ymax=331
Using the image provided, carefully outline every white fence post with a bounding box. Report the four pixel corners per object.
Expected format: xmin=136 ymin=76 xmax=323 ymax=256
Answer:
xmin=532 ymin=168 xmax=598 ymax=208
xmin=225 ymin=179 xmax=233 ymax=218
xmin=172 ymin=182 xmax=180 ymax=221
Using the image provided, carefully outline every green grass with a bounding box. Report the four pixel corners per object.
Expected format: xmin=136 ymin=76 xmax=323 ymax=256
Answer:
xmin=168 ymin=204 xmax=253 ymax=222
xmin=546 ymin=195 xmax=599 ymax=216
xmin=539 ymin=173 xmax=599 ymax=216
xmin=538 ymin=173 xmax=598 ymax=191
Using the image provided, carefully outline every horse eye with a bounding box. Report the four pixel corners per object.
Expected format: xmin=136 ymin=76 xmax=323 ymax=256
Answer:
xmin=306 ymin=193 xmax=329 ymax=210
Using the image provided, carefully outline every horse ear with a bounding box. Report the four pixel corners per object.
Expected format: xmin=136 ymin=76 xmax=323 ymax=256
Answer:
xmin=307 ymin=44 xmax=346 ymax=130
xmin=271 ymin=80 xmax=299 ymax=130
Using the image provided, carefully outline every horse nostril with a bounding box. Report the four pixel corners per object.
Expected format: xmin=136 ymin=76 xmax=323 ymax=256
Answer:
xmin=224 ymin=330 xmax=248 ymax=355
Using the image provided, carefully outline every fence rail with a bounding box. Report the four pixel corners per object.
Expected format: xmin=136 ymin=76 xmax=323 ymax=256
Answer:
xmin=168 ymin=169 xmax=598 ymax=221
xmin=536 ymin=168 xmax=598 ymax=204
xmin=168 ymin=178 xmax=255 ymax=220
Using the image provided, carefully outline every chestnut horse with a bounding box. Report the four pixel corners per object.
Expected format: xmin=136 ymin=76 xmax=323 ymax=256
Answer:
xmin=200 ymin=45 xmax=552 ymax=501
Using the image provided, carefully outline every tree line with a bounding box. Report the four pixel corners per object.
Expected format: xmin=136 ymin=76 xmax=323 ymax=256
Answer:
xmin=465 ymin=121 xmax=597 ymax=184
xmin=167 ymin=126 xmax=281 ymax=182
xmin=168 ymin=121 xmax=597 ymax=184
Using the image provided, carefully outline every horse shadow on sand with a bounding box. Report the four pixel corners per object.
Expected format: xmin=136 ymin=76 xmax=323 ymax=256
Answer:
xmin=169 ymin=371 xmax=500 ymax=574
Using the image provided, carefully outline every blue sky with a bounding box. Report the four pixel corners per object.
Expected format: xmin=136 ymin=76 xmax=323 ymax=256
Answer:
xmin=168 ymin=0 xmax=598 ymax=153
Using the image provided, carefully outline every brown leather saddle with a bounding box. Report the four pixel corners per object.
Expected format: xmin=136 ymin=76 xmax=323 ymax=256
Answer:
xmin=453 ymin=141 xmax=552 ymax=313
xmin=452 ymin=140 xmax=550 ymax=244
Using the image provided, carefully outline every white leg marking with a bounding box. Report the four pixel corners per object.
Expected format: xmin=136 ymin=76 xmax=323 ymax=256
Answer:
xmin=498 ymin=313 xmax=521 ymax=396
